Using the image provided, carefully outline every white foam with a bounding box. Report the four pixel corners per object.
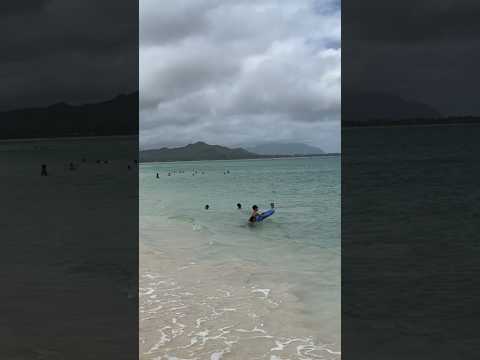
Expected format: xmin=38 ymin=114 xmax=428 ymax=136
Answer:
xmin=220 ymin=308 xmax=236 ymax=312
xmin=217 ymin=289 xmax=232 ymax=297
xmin=252 ymin=288 xmax=271 ymax=298
xmin=210 ymin=351 xmax=223 ymax=360
xmin=140 ymin=287 xmax=154 ymax=296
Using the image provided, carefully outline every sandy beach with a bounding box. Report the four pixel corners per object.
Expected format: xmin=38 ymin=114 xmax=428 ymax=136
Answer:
xmin=140 ymin=221 xmax=340 ymax=360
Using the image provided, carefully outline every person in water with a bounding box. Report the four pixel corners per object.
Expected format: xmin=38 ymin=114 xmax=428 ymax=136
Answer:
xmin=205 ymin=204 xmax=210 ymax=210
xmin=249 ymin=205 xmax=259 ymax=223
xmin=237 ymin=203 xmax=242 ymax=210
xmin=249 ymin=203 xmax=275 ymax=223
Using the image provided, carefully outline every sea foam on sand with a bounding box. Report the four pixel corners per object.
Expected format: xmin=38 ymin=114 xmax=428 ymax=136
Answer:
xmin=139 ymin=220 xmax=341 ymax=360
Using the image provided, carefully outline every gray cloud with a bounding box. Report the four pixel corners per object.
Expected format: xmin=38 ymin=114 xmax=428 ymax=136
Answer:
xmin=0 ymin=0 xmax=137 ymax=110
xmin=140 ymin=0 xmax=340 ymax=152
xmin=343 ymin=0 xmax=480 ymax=116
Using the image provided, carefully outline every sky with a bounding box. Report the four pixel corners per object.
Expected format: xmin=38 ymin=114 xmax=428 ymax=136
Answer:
xmin=0 ymin=0 xmax=137 ymax=111
xmin=4 ymin=0 xmax=477 ymax=146
xmin=343 ymin=0 xmax=480 ymax=117
xmin=140 ymin=0 xmax=341 ymax=152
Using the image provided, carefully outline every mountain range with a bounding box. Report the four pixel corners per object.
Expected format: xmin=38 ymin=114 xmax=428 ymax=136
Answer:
xmin=343 ymin=92 xmax=440 ymax=122
xmin=139 ymin=142 xmax=260 ymax=162
xmin=0 ymin=93 xmax=138 ymax=139
xmin=246 ymin=142 xmax=324 ymax=155
xmin=139 ymin=142 xmax=334 ymax=162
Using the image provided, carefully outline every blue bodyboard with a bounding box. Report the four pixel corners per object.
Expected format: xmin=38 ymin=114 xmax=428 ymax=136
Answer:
xmin=256 ymin=209 xmax=275 ymax=222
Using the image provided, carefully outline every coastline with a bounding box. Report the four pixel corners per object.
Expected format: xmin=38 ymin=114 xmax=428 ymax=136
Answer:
xmin=139 ymin=215 xmax=341 ymax=359
xmin=139 ymin=153 xmax=340 ymax=164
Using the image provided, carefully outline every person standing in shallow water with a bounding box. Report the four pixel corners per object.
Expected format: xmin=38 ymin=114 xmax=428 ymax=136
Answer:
xmin=41 ymin=164 xmax=48 ymax=176
xmin=156 ymin=173 xmax=159 ymax=179
xmin=249 ymin=205 xmax=259 ymax=223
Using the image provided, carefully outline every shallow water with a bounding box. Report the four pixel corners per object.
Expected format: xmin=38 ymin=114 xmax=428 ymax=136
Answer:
xmin=140 ymin=157 xmax=341 ymax=359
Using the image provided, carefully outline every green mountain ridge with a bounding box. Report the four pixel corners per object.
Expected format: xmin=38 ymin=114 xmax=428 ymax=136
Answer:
xmin=246 ymin=142 xmax=325 ymax=155
xmin=139 ymin=142 xmax=261 ymax=162
xmin=139 ymin=142 xmax=337 ymax=162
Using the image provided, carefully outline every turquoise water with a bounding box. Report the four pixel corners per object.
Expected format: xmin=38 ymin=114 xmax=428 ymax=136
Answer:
xmin=140 ymin=157 xmax=341 ymax=357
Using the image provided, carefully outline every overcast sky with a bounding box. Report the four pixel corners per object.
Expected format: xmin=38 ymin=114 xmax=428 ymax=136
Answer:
xmin=343 ymin=0 xmax=480 ymax=117
xmin=140 ymin=0 xmax=340 ymax=152
xmin=0 ymin=0 xmax=137 ymax=111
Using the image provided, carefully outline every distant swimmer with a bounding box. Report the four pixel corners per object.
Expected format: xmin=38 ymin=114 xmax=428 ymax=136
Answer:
xmin=237 ymin=203 xmax=242 ymax=210
xmin=156 ymin=173 xmax=159 ymax=178
xmin=41 ymin=164 xmax=48 ymax=176
xmin=205 ymin=204 xmax=210 ymax=210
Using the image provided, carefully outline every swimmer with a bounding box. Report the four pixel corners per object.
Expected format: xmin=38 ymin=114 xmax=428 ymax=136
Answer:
xmin=249 ymin=205 xmax=259 ymax=223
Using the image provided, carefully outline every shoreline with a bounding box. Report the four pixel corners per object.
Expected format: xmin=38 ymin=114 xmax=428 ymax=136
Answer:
xmin=139 ymin=153 xmax=340 ymax=164
xmin=139 ymin=215 xmax=341 ymax=359
xmin=0 ymin=134 xmax=136 ymax=144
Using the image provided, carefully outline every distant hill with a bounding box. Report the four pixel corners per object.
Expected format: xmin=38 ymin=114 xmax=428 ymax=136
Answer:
xmin=246 ymin=142 xmax=325 ymax=155
xmin=0 ymin=93 xmax=138 ymax=139
xmin=343 ymin=92 xmax=440 ymax=123
xmin=139 ymin=142 xmax=261 ymax=162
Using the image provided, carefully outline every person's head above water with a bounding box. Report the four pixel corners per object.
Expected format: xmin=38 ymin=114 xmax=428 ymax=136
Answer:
xmin=252 ymin=205 xmax=258 ymax=211
xmin=205 ymin=204 xmax=209 ymax=210
xmin=237 ymin=203 xmax=242 ymax=209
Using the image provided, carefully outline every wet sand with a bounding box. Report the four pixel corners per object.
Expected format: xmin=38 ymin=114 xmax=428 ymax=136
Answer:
xmin=140 ymin=221 xmax=341 ymax=360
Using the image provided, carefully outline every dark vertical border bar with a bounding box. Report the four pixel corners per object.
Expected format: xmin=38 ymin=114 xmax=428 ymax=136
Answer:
xmin=342 ymin=1 xmax=480 ymax=359
xmin=0 ymin=1 xmax=139 ymax=359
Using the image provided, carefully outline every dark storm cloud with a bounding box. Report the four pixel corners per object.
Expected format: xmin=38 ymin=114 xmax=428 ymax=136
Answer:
xmin=346 ymin=0 xmax=480 ymax=43
xmin=343 ymin=0 xmax=480 ymax=115
xmin=0 ymin=0 xmax=137 ymax=111
xmin=0 ymin=1 xmax=50 ymax=16
xmin=140 ymin=0 xmax=341 ymax=152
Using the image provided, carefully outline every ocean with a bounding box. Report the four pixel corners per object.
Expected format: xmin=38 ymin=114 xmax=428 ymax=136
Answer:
xmin=140 ymin=157 xmax=341 ymax=359
xmin=342 ymin=124 xmax=480 ymax=358
xmin=1 ymin=136 xmax=138 ymax=358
